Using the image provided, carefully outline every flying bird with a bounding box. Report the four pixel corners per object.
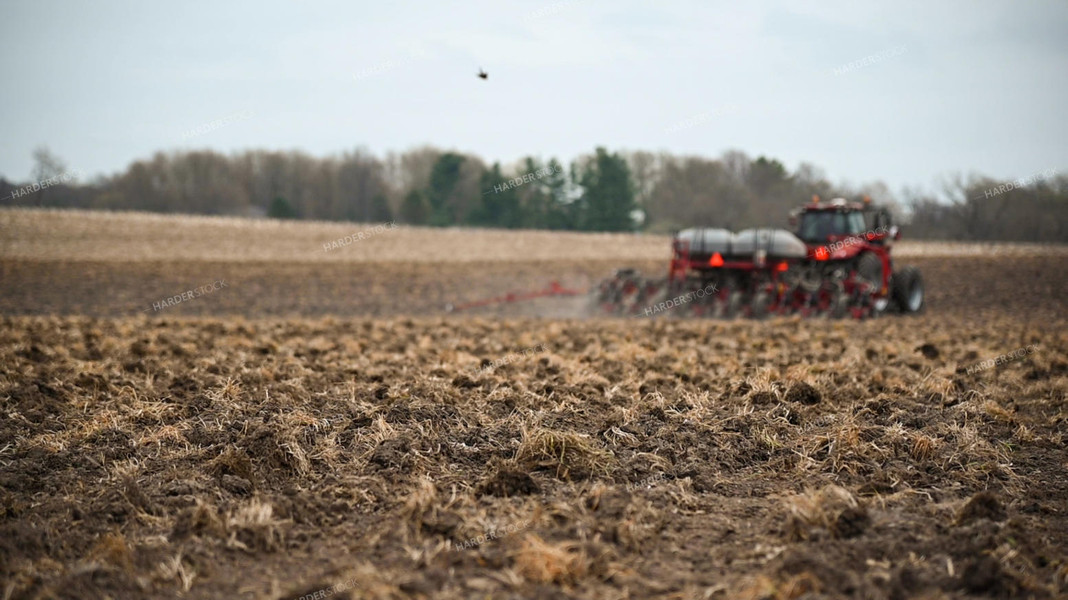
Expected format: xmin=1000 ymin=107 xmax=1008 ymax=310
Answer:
xmin=478 ymin=68 xmax=488 ymax=80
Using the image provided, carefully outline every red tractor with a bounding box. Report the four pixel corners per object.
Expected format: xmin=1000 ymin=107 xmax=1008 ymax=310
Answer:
xmin=596 ymin=196 xmax=925 ymax=318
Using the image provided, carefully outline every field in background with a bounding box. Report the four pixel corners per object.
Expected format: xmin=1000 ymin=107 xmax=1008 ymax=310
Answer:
xmin=1 ymin=208 xmax=1066 ymax=599
xmin=0 ymin=209 xmax=669 ymax=264
xmin=4 ymin=208 xmax=1067 ymax=264
xmin=3 ymin=207 xmax=1066 ymax=321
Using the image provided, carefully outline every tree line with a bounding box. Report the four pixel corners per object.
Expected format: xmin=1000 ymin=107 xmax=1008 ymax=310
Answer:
xmin=2 ymin=147 xmax=1064 ymax=242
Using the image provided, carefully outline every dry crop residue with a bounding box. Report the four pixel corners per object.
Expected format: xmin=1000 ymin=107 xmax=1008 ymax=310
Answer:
xmin=1 ymin=313 xmax=1066 ymax=599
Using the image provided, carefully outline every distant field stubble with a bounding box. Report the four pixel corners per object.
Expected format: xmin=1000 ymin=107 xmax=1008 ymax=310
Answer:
xmin=0 ymin=208 xmax=1066 ymax=599
xmin=3 ymin=208 xmax=1067 ymax=263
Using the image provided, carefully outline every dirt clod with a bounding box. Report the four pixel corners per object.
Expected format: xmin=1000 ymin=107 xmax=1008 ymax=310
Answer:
xmin=956 ymin=492 xmax=1007 ymax=525
xmin=221 ymin=475 xmax=254 ymax=496
xmin=917 ymin=343 xmax=940 ymax=359
xmin=831 ymin=506 xmax=870 ymax=539
xmin=785 ymin=382 xmax=821 ymax=405
xmin=477 ymin=467 xmax=540 ymax=497
xmin=960 ymin=554 xmax=1012 ymax=595
xmin=370 ymin=438 xmax=411 ymax=471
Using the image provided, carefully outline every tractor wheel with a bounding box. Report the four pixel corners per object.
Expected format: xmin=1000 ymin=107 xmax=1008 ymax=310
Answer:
xmin=856 ymin=252 xmax=883 ymax=287
xmin=829 ymin=291 xmax=849 ymax=319
xmin=725 ymin=289 xmax=745 ymax=318
xmin=824 ymin=284 xmax=849 ymax=319
xmin=856 ymin=253 xmax=889 ymax=317
xmin=749 ymin=290 xmax=772 ymax=319
xmin=891 ymin=266 xmax=925 ymax=313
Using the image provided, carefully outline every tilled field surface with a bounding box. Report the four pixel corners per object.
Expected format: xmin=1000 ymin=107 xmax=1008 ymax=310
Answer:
xmin=2 ymin=309 xmax=1067 ymax=598
xmin=2 ymin=217 xmax=1068 ymax=600
xmin=1 ymin=255 xmax=1066 ymax=322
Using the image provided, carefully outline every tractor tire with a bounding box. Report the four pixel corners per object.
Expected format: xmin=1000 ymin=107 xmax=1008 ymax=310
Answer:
xmin=856 ymin=252 xmax=883 ymax=287
xmin=856 ymin=252 xmax=890 ymax=316
xmin=749 ymin=290 xmax=772 ymax=320
xmin=826 ymin=286 xmax=849 ymax=319
xmin=725 ymin=290 xmax=745 ymax=318
xmin=891 ymin=266 xmax=925 ymax=313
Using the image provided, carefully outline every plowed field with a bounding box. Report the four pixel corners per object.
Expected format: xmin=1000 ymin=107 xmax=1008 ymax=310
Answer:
xmin=1 ymin=209 xmax=1066 ymax=599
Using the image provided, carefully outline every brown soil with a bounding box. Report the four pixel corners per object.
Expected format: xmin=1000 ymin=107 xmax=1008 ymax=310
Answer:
xmin=1 ymin=245 xmax=1066 ymax=599
xmin=0 ymin=255 xmax=1065 ymax=322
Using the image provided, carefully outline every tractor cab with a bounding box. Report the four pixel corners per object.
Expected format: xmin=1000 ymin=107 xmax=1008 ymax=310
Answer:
xmin=792 ymin=197 xmax=897 ymax=245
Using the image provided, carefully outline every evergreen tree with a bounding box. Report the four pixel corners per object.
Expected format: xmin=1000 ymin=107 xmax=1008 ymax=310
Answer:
xmin=576 ymin=147 xmax=635 ymax=231
xmin=399 ymin=189 xmax=429 ymax=225
xmin=746 ymin=156 xmax=788 ymax=196
xmin=369 ymin=194 xmax=393 ymax=222
xmin=540 ymin=158 xmax=574 ymax=230
xmin=515 ymin=157 xmax=556 ymax=229
xmin=267 ymin=196 xmax=297 ymax=219
xmin=474 ymin=163 xmax=523 ymax=227
xmin=427 ymin=152 xmax=465 ymax=226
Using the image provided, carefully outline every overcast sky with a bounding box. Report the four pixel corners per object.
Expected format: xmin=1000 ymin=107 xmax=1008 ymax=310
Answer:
xmin=1 ymin=0 xmax=1065 ymax=197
